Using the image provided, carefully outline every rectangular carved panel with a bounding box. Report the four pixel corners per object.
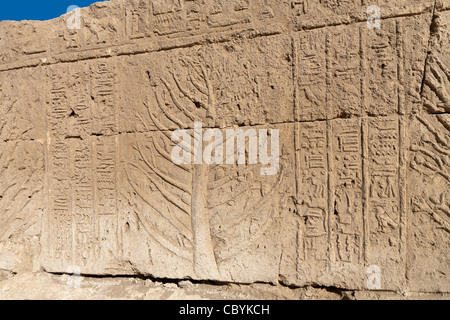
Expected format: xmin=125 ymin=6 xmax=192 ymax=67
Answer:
xmin=408 ymin=114 xmax=450 ymax=293
xmin=280 ymin=116 xmax=407 ymax=290
xmin=119 ymin=123 xmax=295 ymax=282
xmin=43 ymin=61 xmax=121 ymax=274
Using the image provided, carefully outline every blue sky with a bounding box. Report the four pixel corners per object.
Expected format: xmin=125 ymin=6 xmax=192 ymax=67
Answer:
xmin=0 ymin=1 xmax=106 ymax=22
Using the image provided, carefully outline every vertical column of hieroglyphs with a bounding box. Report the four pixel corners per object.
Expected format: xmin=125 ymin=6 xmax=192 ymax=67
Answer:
xmin=70 ymin=64 xmax=97 ymax=268
xmin=293 ymin=28 xmax=329 ymax=282
xmin=328 ymin=26 xmax=363 ymax=118
xmin=296 ymin=122 xmax=329 ymax=275
xmin=47 ymin=66 xmax=73 ymax=270
xmin=328 ymin=25 xmax=364 ymax=275
xmin=330 ymin=119 xmax=363 ymax=267
xmin=364 ymin=20 xmax=401 ymax=116
xmin=46 ymin=62 xmax=98 ymax=271
xmin=91 ymin=62 xmax=119 ymax=267
xmin=126 ymin=0 xmax=151 ymax=39
xmin=363 ymin=19 xmax=406 ymax=288
xmin=365 ymin=117 xmax=403 ymax=268
xmin=295 ymin=30 xmax=327 ymax=121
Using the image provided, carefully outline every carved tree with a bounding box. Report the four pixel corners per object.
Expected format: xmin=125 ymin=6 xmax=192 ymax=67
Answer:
xmin=124 ymin=48 xmax=283 ymax=279
xmin=411 ymin=114 xmax=450 ymax=233
xmin=0 ymin=81 xmax=43 ymax=243
xmin=0 ymin=142 xmax=43 ymax=241
xmin=0 ymin=84 xmax=17 ymax=140
xmin=422 ymin=54 xmax=450 ymax=113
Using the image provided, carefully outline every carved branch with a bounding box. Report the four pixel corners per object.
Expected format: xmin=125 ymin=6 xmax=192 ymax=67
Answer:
xmin=169 ymin=69 xmax=205 ymax=109
xmin=160 ymin=78 xmax=197 ymax=122
xmin=413 ymin=196 xmax=450 ymax=234
xmin=134 ymin=138 xmax=191 ymax=194
xmin=423 ymin=209 xmax=449 ymax=233
xmin=427 ymin=140 xmax=450 ymax=158
xmin=136 ymin=112 xmax=151 ymax=131
xmin=424 ymin=162 xmax=449 ymax=182
xmin=126 ymin=197 xmax=192 ymax=261
xmin=128 ymin=162 xmax=190 ymax=215
xmin=218 ymin=166 xmax=284 ymax=233
xmin=416 ymin=206 xmax=450 ymax=234
xmin=424 ymin=55 xmax=450 ymax=110
xmin=207 ymin=175 xmax=258 ymax=209
xmin=144 ymin=99 xmax=192 ymax=152
xmin=437 ymin=114 xmax=450 ymax=132
xmin=0 ymin=168 xmax=40 ymax=240
xmin=411 ymin=144 xmax=445 ymax=170
xmin=152 ymin=138 xmax=190 ymax=173
xmin=436 ymin=207 xmax=450 ymax=221
xmin=417 ymin=115 xmax=449 ymax=149
xmin=216 ymin=206 xmax=276 ymax=262
xmin=434 ymin=55 xmax=450 ymax=80
xmin=188 ymin=72 xmax=208 ymax=96
xmin=125 ymin=167 xmax=191 ymax=237
xmin=0 ymin=98 xmax=16 ymax=134
xmin=0 ymin=179 xmax=25 ymax=213
xmin=186 ymin=60 xmax=208 ymax=95
xmin=154 ymin=85 xmax=187 ymax=129
xmin=426 ymin=193 xmax=450 ymax=219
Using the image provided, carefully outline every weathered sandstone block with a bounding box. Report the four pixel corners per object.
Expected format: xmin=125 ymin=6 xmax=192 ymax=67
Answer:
xmin=0 ymin=0 xmax=448 ymax=293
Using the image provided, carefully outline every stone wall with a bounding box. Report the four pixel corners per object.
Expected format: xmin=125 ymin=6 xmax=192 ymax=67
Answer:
xmin=0 ymin=0 xmax=449 ymax=295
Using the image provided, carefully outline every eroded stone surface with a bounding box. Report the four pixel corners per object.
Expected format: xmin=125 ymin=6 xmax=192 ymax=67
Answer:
xmin=0 ymin=0 xmax=449 ymax=296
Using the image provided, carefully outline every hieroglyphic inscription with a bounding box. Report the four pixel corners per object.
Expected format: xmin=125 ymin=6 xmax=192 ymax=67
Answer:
xmin=91 ymin=61 xmax=118 ymax=219
xmin=71 ymin=67 xmax=97 ymax=264
xmin=150 ymin=0 xmax=254 ymax=36
xmin=46 ymin=61 xmax=118 ymax=270
xmin=292 ymin=23 xmax=408 ymax=282
xmin=291 ymin=116 xmax=406 ymax=286
xmin=126 ymin=0 xmax=151 ymax=39
xmin=206 ymin=0 xmax=251 ymax=28
xmin=291 ymin=0 xmax=358 ymax=29
xmin=329 ymin=27 xmax=363 ymax=118
xmin=331 ymin=119 xmax=363 ymax=264
xmin=295 ymin=30 xmax=327 ymax=121
xmin=366 ymin=117 xmax=401 ymax=254
xmin=92 ymin=62 xmax=118 ymax=264
xmin=290 ymin=0 xmax=431 ymax=30
xmin=95 ymin=137 xmax=117 ymax=217
xmin=295 ymin=26 xmax=363 ymax=121
xmin=152 ymin=0 xmax=185 ymax=35
xmin=297 ymin=122 xmax=328 ymax=266
xmin=296 ymin=22 xmax=406 ymax=120
xmin=92 ymin=63 xmax=116 ymax=135
xmin=48 ymin=66 xmax=73 ymax=267
xmin=365 ymin=20 xmax=402 ymax=115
